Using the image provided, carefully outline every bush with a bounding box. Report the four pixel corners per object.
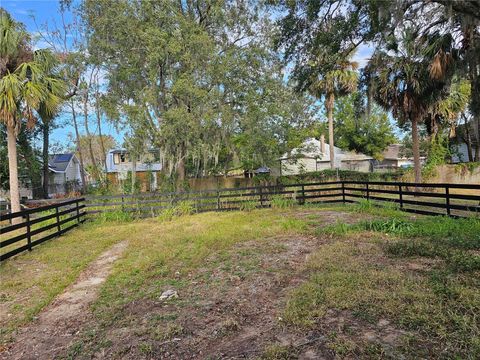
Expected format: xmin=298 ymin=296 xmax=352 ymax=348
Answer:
xmin=175 ymin=200 xmax=195 ymax=216
xmin=276 ymin=169 xmax=405 ymax=185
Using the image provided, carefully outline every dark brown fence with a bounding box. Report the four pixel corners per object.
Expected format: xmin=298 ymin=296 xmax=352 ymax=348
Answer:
xmin=86 ymin=181 xmax=480 ymax=218
xmin=0 ymin=198 xmax=86 ymax=261
xmin=1 ymin=181 xmax=479 ymax=262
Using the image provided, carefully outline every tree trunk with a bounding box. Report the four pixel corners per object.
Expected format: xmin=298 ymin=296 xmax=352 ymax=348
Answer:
xmin=463 ymin=119 xmax=474 ymax=162
xmin=411 ymin=116 xmax=422 ymax=184
xmin=83 ymin=96 xmax=97 ymax=181
xmin=17 ymin=131 xmax=42 ymax=199
xmin=94 ymin=76 xmax=107 ymax=174
xmin=474 ymin=117 xmax=480 ymax=162
xmin=177 ymin=156 xmax=186 ymax=191
xmin=42 ymin=122 xmax=50 ymax=199
xmin=326 ymin=92 xmax=335 ymax=169
xmin=6 ymin=124 xmax=21 ymax=224
xmin=131 ymin=156 xmax=136 ymax=194
xmin=71 ymin=101 xmax=87 ymax=193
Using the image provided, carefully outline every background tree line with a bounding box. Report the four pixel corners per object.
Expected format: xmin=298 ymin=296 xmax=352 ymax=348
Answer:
xmin=2 ymin=0 xmax=479 ymax=216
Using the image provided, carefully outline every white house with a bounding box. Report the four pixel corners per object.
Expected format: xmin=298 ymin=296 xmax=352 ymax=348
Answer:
xmin=279 ymin=137 xmax=374 ymax=175
xmin=105 ymin=149 xmax=162 ymax=191
xmin=47 ymin=153 xmax=83 ymax=196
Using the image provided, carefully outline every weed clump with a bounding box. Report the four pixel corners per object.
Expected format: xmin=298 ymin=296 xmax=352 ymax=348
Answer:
xmin=158 ymin=201 xmax=195 ymax=221
xmin=270 ymin=195 xmax=296 ymax=209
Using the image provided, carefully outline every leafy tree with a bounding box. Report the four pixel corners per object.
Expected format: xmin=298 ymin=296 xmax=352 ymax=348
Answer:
xmin=274 ymin=0 xmax=480 ymax=165
xmin=82 ymin=0 xmax=316 ymax=181
xmin=70 ymin=134 xmax=116 ymax=176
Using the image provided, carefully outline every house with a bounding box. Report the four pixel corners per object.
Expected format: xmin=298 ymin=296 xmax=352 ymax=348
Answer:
xmin=105 ymin=149 xmax=162 ymax=191
xmin=279 ymin=136 xmax=374 ymax=175
xmin=47 ymin=153 xmax=83 ymax=196
xmin=377 ymin=144 xmax=426 ymax=170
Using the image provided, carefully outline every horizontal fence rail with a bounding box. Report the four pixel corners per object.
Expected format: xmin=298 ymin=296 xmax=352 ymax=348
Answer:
xmin=0 ymin=198 xmax=86 ymax=261
xmin=85 ymin=181 xmax=480 ymax=219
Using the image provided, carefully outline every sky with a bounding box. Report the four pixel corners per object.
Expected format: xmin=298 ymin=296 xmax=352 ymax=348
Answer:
xmin=2 ymin=0 xmax=124 ymax=151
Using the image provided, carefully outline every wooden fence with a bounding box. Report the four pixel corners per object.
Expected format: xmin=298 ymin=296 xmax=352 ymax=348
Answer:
xmin=0 ymin=198 xmax=86 ymax=261
xmin=86 ymin=181 xmax=480 ymax=218
xmin=1 ymin=181 xmax=479 ymax=262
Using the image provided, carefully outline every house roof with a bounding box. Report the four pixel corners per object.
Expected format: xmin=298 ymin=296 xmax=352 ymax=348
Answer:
xmin=48 ymin=153 xmax=75 ymax=173
xmin=382 ymin=144 xmax=405 ymax=160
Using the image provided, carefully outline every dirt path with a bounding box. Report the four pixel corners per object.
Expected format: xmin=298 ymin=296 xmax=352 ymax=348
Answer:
xmin=0 ymin=241 xmax=128 ymax=360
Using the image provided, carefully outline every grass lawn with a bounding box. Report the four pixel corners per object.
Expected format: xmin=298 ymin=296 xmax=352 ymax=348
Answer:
xmin=1 ymin=203 xmax=479 ymax=359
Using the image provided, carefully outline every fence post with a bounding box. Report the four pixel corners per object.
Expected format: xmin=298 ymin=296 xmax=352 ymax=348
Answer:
xmin=76 ymin=200 xmax=80 ymax=224
xmin=121 ymin=195 xmax=125 ymax=212
xmin=366 ymin=182 xmax=370 ymax=201
xmin=399 ymin=184 xmax=403 ymax=209
xmin=259 ymin=186 xmax=264 ymax=208
xmin=216 ymin=189 xmax=221 ymax=211
xmin=26 ymin=213 xmax=32 ymax=251
xmin=55 ymin=206 xmax=61 ymax=233
xmin=300 ymin=184 xmax=305 ymax=205
xmin=341 ymin=181 xmax=346 ymax=204
xmin=445 ymin=185 xmax=451 ymax=216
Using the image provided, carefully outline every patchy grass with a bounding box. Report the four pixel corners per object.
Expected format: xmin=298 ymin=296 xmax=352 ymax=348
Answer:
xmin=2 ymin=204 xmax=479 ymax=359
xmin=91 ymin=209 xmax=309 ymax=324
xmin=284 ymin=210 xmax=480 ymax=358
xmin=0 ymin=219 xmax=133 ymax=344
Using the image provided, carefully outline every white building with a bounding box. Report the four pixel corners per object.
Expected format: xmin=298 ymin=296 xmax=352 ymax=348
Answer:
xmin=279 ymin=137 xmax=373 ymax=175
xmin=105 ymin=149 xmax=162 ymax=191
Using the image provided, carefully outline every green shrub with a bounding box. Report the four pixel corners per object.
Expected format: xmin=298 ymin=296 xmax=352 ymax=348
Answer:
xmin=355 ymin=199 xmax=373 ymax=212
xmin=270 ymin=195 xmax=296 ymax=209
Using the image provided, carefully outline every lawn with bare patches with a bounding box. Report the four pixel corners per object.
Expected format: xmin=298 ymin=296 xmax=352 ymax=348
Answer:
xmin=1 ymin=204 xmax=479 ymax=359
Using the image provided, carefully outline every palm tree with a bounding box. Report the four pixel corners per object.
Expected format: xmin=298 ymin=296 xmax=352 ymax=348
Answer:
xmin=310 ymin=58 xmax=358 ymax=169
xmin=35 ymin=49 xmax=66 ymax=199
xmin=0 ymin=10 xmax=64 ymax=220
xmin=365 ymin=29 xmax=455 ymax=183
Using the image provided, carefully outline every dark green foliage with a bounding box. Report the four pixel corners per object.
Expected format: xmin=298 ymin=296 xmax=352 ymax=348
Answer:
xmin=277 ymin=169 xmax=404 ymax=185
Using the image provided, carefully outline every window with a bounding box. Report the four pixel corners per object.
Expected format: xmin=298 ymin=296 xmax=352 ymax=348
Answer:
xmin=113 ymin=152 xmax=130 ymax=164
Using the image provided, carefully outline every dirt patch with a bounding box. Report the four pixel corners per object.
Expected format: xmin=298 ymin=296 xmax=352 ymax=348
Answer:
xmin=81 ymin=234 xmax=324 ymax=359
xmin=0 ymin=241 xmax=128 ymax=360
